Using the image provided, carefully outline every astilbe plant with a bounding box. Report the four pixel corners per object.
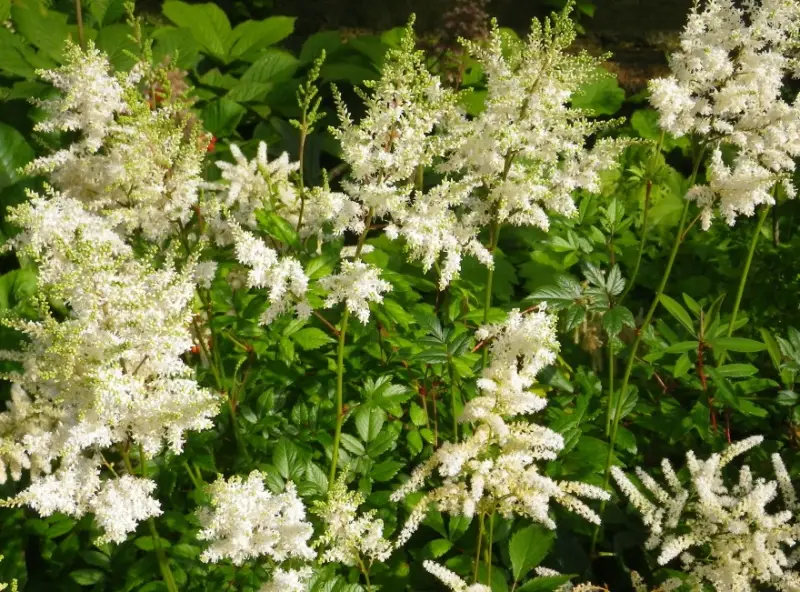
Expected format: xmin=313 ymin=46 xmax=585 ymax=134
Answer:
xmin=613 ymin=437 xmax=800 ymax=592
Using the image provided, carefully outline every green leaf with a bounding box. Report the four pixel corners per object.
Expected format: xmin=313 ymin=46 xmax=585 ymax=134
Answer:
xmin=424 ymin=538 xmax=453 ymax=558
xmin=371 ymin=460 xmax=404 ymax=482
xmin=528 ymin=275 xmax=582 ymax=308
xmin=292 ymin=327 xmax=334 ymax=350
xmin=664 ymin=340 xmax=699 ymax=354
xmin=273 ymin=437 xmax=300 ymax=480
xmin=409 ymin=402 xmax=427 ymax=427
xmin=673 ymin=353 xmax=692 ymax=379
xmin=716 ymin=364 xmax=758 ymax=378
xmin=509 ymin=525 xmax=555 ymax=582
xmin=242 ymin=49 xmax=299 ymax=83
xmin=11 ymin=0 xmax=71 ymax=62
xmin=354 ymin=406 xmax=385 ymax=443
xmin=710 ymin=337 xmax=767 ymax=353
xmin=339 ymin=433 xmax=365 ymax=456
xmin=573 ymin=70 xmax=625 ymax=115
xmin=760 ymin=328 xmax=782 ymax=371
xmin=320 ymin=63 xmax=377 ymax=84
xmin=162 ymin=1 xmax=231 ymax=61
xmin=602 ymin=306 xmax=635 ymax=337
xmin=201 ymin=98 xmax=246 ymax=137
xmin=134 ymin=537 xmax=171 ymax=551
xmin=227 ymin=16 xmax=296 ymax=61
xmin=304 ymin=462 xmax=329 ymax=493
xmin=0 ymin=122 xmax=34 ymax=190
xmin=517 ymin=575 xmax=575 ymax=592
xmin=69 ymin=569 xmax=105 ymax=586
xmin=152 ymin=26 xmax=200 ymax=69
xmin=659 ymin=294 xmax=696 ymax=335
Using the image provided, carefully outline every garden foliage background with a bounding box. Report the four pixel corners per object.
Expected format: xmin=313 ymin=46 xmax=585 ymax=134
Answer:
xmin=0 ymin=0 xmax=799 ymax=591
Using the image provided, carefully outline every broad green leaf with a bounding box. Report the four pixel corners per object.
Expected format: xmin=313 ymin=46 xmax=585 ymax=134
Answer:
xmin=96 ymin=24 xmax=138 ymax=71
xmin=291 ymin=327 xmax=334 ymax=350
xmin=201 ymin=98 xmax=246 ymax=137
xmin=528 ymin=275 xmax=582 ymax=308
xmin=69 ymin=569 xmax=105 ymax=586
xmin=273 ymin=437 xmax=300 ymax=479
xmin=0 ymin=122 xmax=33 ymax=190
xmin=673 ymin=352 xmax=692 ymax=378
xmin=227 ymin=16 xmax=296 ymax=61
xmin=517 ymin=575 xmax=575 ymax=592
xmin=423 ymin=538 xmax=453 ymax=558
xmin=664 ymin=340 xmax=699 ymax=354
xmin=163 ymin=1 xmax=231 ymax=61
xmin=242 ymin=49 xmax=299 ymax=83
xmin=371 ymin=460 xmax=403 ymax=482
xmin=509 ymin=525 xmax=554 ymax=582
xmin=300 ymin=30 xmax=342 ymax=63
xmin=354 ymin=406 xmax=385 ymax=443
xmin=573 ymin=70 xmax=625 ymax=115
xmin=11 ymin=0 xmax=72 ymax=62
xmin=152 ymin=26 xmax=200 ymax=69
xmin=409 ymin=403 xmax=427 ymax=427
xmin=659 ymin=294 xmax=696 ymax=335
xmin=710 ymin=337 xmax=767 ymax=353
xmin=602 ymin=306 xmax=635 ymax=337
xmin=304 ymin=462 xmax=329 ymax=493
xmin=320 ymin=63 xmax=377 ymax=84
xmin=339 ymin=433 xmax=365 ymax=456
xmin=716 ymin=364 xmax=758 ymax=378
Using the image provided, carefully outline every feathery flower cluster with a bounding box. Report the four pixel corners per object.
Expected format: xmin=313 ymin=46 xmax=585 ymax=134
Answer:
xmin=612 ymin=436 xmax=800 ymax=592
xmin=197 ymin=472 xmax=315 ymax=565
xmin=0 ymin=45 xmax=218 ymax=544
xmin=650 ymin=0 xmax=800 ymax=229
xmin=230 ymin=222 xmax=312 ymax=324
xmin=423 ymin=560 xmax=491 ymax=592
xmin=28 ymin=42 xmax=207 ymax=242
xmin=312 ymin=476 xmax=393 ymax=566
xmin=441 ymin=8 xmax=625 ymax=231
xmin=391 ymin=308 xmax=609 ymax=545
xmin=319 ymin=260 xmax=392 ymax=324
xmin=258 ymin=567 xmax=313 ymax=592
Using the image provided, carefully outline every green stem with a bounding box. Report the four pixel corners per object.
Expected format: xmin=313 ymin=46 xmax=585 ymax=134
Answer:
xmin=481 ymin=220 xmax=501 ymax=367
xmin=448 ymin=362 xmax=459 ymax=441
xmin=328 ymin=208 xmax=374 ymax=485
xmin=717 ymin=203 xmax=770 ymax=366
xmin=473 ymin=512 xmax=485 ymax=584
xmin=592 ymin=144 xmax=705 ymax=554
xmin=604 ymin=341 xmax=615 ymax=437
xmin=486 ymin=511 xmax=495 ymax=586
xmin=74 ymin=0 xmax=85 ymax=48
xmin=328 ymin=307 xmax=350 ymax=486
xmin=621 ymin=131 xmax=664 ymax=304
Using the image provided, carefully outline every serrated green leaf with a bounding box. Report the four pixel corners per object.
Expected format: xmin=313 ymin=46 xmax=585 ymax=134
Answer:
xmin=292 ymin=327 xmax=334 ymax=350
xmin=509 ymin=525 xmax=554 ymax=582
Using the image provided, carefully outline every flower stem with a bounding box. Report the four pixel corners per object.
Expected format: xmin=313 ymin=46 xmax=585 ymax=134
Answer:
xmin=486 ymin=511 xmax=495 ymax=586
xmin=328 ymin=307 xmax=350 ymax=486
xmin=592 ymin=144 xmax=705 ymax=554
xmin=481 ymin=220 xmax=501 ymax=367
xmin=448 ymin=362 xmax=459 ymax=441
xmin=473 ymin=512 xmax=485 ymax=583
xmin=717 ymin=203 xmax=771 ymax=366
xmin=74 ymin=0 xmax=85 ymax=48
xmin=620 ymin=131 xmax=664 ymax=304
xmin=604 ymin=342 xmax=615 ymax=437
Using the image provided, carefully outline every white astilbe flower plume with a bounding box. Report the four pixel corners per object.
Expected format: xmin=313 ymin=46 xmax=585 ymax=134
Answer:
xmin=391 ymin=307 xmax=609 ymax=546
xmin=441 ymin=6 xmax=626 ymax=232
xmin=613 ymin=436 xmax=800 ymax=592
xmin=650 ymin=0 xmax=800 ymax=229
xmin=312 ymin=475 xmax=393 ymax=566
xmin=230 ymin=222 xmax=312 ymax=325
xmin=197 ymin=472 xmax=315 ymax=565
xmin=28 ymin=43 xmax=208 ymax=242
xmin=258 ymin=567 xmax=313 ymax=592
xmin=319 ymin=260 xmax=392 ymax=324
xmin=423 ymin=560 xmax=491 ymax=592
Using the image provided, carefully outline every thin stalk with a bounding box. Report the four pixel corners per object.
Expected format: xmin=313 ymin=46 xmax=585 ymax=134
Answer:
xmin=592 ymin=145 xmax=706 ymax=555
xmin=486 ymin=512 xmax=495 ymax=586
xmin=473 ymin=513 xmax=485 ymax=583
xmin=717 ymin=203 xmax=771 ymax=366
xmin=295 ymin=121 xmax=308 ymax=232
xmin=448 ymin=362 xmax=459 ymax=441
xmin=328 ymin=307 xmax=350 ymax=485
xmin=328 ymin=209 xmax=373 ymax=485
xmin=74 ymin=0 xmax=85 ymax=48
xmin=481 ymin=220 xmax=501 ymax=367
xmin=604 ymin=342 xmax=615 ymax=437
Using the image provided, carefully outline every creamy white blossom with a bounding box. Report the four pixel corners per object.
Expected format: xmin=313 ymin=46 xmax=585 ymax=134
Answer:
xmin=313 ymin=475 xmax=392 ymax=566
xmin=392 ymin=308 xmax=609 ymax=545
xmin=259 ymin=567 xmax=313 ymax=592
xmin=197 ymin=472 xmax=315 ymax=566
xmin=650 ymin=0 xmax=800 ymax=228
xmin=613 ymin=436 xmax=800 ymax=592
xmin=319 ymin=260 xmax=392 ymax=324
xmin=423 ymin=560 xmax=491 ymax=592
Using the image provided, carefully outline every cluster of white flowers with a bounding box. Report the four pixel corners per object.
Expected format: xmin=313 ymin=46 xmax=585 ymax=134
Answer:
xmin=312 ymin=475 xmax=393 ymax=566
xmin=258 ymin=567 xmax=313 ymax=592
xmin=0 ymin=45 xmax=218 ymax=544
xmin=423 ymin=560 xmax=491 ymax=592
xmin=612 ymin=436 xmax=800 ymax=592
xmin=230 ymin=222 xmax=312 ymax=324
xmin=28 ymin=42 xmax=208 ymax=242
xmin=650 ymin=0 xmax=800 ymax=229
xmin=391 ymin=308 xmax=609 ymax=545
xmin=197 ymin=472 xmax=315 ymax=565
xmin=319 ymin=260 xmax=392 ymax=324
xmin=441 ymin=10 xmax=625 ymax=231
